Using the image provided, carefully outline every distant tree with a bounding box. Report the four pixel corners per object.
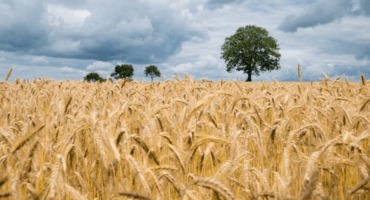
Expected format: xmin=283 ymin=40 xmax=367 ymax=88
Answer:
xmin=221 ymin=25 xmax=281 ymax=81
xmin=144 ymin=65 xmax=161 ymax=82
xmin=111 ymin=64 xmax=134 ymax=80
xmin=84 ymin=72 xmax=105 ymax=82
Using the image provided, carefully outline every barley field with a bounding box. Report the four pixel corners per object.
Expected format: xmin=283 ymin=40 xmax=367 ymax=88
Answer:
xmin=0 ymin=75 xmax=369 ymax=200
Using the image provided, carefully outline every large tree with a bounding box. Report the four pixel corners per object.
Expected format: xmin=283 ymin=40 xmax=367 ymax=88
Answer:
xmin=221 ymin=25 xmax=281 ymax=81
xmin=144 ymin=65 xmax=161 ymax=82
xmin=111 ymin=64 xmax=134 ymax=80
xmin=83 ymin=72 xmax=105 ymax=82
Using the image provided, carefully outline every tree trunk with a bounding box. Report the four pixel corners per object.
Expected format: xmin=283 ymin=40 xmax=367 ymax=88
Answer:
xmin=246 ymin=68 xmax=252 ymax=82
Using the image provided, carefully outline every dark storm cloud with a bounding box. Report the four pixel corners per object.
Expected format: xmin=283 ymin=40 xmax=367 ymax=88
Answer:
xmin=359 ymin=0 xmax=370 ymax=16
xmin=337 ymin=64 xmax=370 ymax=79
xmin=0 ymin=24 xmax=48 ymax=51
xmin=0 ymin=0 xmax=49 ymax=51
xmin=279 ymin=0 xmax=351 ymax=32
xmin=325 ymin=39 xmax=370 ymax=60
xmin=279 ymin=0 xmax=370 ymax=32
xmin=277 ymin=0 xmax=370 ymax=75
xmin=75 ymin=6 xmax=203 ymax=63
xmin=0 ymin=0 xmax=206 ymax=63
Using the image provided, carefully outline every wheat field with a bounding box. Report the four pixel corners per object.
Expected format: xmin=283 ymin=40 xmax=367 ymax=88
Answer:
xmin=0 ymin=75 xmax=369 ymax=199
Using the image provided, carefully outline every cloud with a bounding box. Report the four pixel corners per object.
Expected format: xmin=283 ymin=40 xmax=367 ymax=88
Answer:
xmin=60 ymin=66 xmax=77 ymax=73
xmin=296 ymin=15 xmax=370 ymax=60
xmin=279 ymin=0 xmax=370 ymax=32
xmin=279 ymin=0 xmax=353 ymax=32
xmin=168 ymin=54 xmax=244 ymax=80
xmin=205 ymin=0 xmax=243 ymax=9
xmin=276 ymin=0 xmax=370 ymax=73
xmin=47 ymin=4 xmax=91 ymax=29
xmin=86 ymin=61 xmax=113 ymax=71
xmin=0 ymin=0 xmax=49 ymax=51
xmin=31 ymin=56 xmax=49 ymax=64
xmin=360 ymin=0 xmax=370 ymax=15
xmin=0 ymin=0 xmax=206 ymax=63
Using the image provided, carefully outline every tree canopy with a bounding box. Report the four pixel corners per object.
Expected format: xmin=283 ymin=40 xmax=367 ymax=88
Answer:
xmin=83 ymin=72 xmax=105 ymax=82
xmin=144 ymin=65 xmax=161 ymax=82
xmin=221 ymin=25 xmax=281 ymax=81
xmin=111 ymin=64 xmax=134 ymax=80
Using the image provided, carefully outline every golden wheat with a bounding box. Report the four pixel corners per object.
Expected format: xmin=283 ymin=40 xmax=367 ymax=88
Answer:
xmin=0 ymin=76 xmax=369 ymax=199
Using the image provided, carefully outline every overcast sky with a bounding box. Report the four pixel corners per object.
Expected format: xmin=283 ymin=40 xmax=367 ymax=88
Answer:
xmin=1 ymin=0 xmax=369 ymax=82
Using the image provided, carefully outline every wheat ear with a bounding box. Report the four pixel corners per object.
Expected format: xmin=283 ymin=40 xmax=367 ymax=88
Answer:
xmin=65 ymin=183 xmax=88 ymax=200
xmin=48 ymin=163 xmax=60 ymax=200
xmin=360 ymin=74 xmax=366 ymax=86
xmin=360 ymin=99 xmax=370 ymax=112
xmin=167 ymin=144 xmax=185 ymax=173
xmin=0 ymin=176 xmax=8 ymax=187
xmin=190 ymin=174 xmax=235 ymax=200
xmin=118 ymin=191 xmax=152 ymax=200
xmin=133 ymin=136 xmax=160 ymax=165
xmin=126 ymin=154 xmax=151 ymax=195
xmin=115 ymin=131 xmax=125 ymax=146
xmin=0 ymin=193 xmax=11 ymax=198
xmin=5 ymin=66 xmax=13 ymax=82
xmin=190 ymin=137 xmax=230 ymax=164
xmin=11 ymin=125 xmax=45 ymax=154
xmin=298 ymin=63 xmax=302 ymax=82
xmin=300 ymin=169 xmax=318 ymax=200
xmin=21 ymin=141 xmax=39 ymax=179
xmin=159 ymin=172 xmax=183 ymax=196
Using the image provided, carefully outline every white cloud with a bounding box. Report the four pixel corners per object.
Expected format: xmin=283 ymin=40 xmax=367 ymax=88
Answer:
xmin=47 ymin=4 xmax=91 ymax=29
xmin=86 ymin=61 xmax=113 ymax=71
xmin=171 ymin=63 xmax=193 ymax=74
xmin=60 ymin=66 xmax=77 ymax=73
xmin=31 ymin=56 xmax=49 ymax=64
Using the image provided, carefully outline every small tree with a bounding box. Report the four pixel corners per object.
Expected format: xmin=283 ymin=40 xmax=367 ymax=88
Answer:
xmin=144 ymin=65 xmax=161 ymax=82
xmin=84 ymin=72 xmax=105 ymax=82
xmin=111 ymin=64 xmax=134 ymax=80
xmin=221 ymin=25 xmax=281 ymax=81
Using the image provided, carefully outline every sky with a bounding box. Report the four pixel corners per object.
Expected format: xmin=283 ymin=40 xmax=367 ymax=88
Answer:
xmin=0 ymin=0 xmax=369 ymax=82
